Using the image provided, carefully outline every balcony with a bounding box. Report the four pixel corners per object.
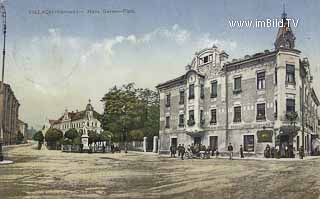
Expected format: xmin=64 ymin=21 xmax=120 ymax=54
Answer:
xmin=187 ymin=119 xmax=195 ymax=126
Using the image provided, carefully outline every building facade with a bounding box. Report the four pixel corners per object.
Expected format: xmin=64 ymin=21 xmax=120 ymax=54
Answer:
xmin=0 ymin=83 xmax=20 ymax=145
xmin=49 ymin=100 xmax=103 ymax=135
xmin=156 ymin=12 xmax=319 ymax=157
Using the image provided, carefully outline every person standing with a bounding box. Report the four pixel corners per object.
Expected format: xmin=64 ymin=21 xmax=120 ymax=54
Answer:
xmin=299 ymin=146 xmax=304 ymax=159
xmin=240 ymin=144 xmax=244 ymax=158
xmin=111 ymin=143 xmax=115 ymax=154
xmin=228 ymin=143 xmax=233 ymax=160
xmin=228 ymin=142 xmax=233 ymax=160
xmin=181 ymin=144 xmax=186 ymax=160
xmin=170 ymin=145 xmax=174 ymax=158
xmin=177 ymin=144 xmax=182 ymax=157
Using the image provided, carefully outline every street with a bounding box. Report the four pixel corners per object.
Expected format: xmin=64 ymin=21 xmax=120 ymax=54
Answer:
xmin=1 ymin=145 xmax=320 ymax=199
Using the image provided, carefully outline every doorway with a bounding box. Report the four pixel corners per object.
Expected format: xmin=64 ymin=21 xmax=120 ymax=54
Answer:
xmin=280 ymin=135 xmax=294 ymax=158
xmin=209 ymin=136 xmax=218 ymax=150
xmin=194 ymin=137 xmax=201 ymax=145
xmin=171 ymin=138 xmax=177 ymax=147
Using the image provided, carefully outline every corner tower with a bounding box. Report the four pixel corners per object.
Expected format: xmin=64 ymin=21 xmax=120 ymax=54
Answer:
xmin=274 ymin=7 xmax=296 ymax=49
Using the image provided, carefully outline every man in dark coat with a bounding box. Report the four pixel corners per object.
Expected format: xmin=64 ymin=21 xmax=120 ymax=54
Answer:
xmin=240 ymin=144 xmax=244 ymax=158
xmin=228 ymin=143 xmax=233 ymax=160
xmin=180 ymin=144 xmax=186 ymax=160
xmin=177 ymin=144 xmax=182 ymax=157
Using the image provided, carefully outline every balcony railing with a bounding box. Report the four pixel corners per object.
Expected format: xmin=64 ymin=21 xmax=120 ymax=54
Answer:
xmin=233 ymin=89 xmax=242 ymax=95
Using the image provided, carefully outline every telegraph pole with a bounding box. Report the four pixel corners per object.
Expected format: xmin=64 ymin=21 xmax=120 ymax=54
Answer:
xmin=0 ymin=2 xmax=6 ymax=162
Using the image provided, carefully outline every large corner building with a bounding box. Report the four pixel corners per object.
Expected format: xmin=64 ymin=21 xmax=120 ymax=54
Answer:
xmin=156 ymin=11 xmax=320 ymax=157
xmin=0 ymin=83 xmax=20 ymax=145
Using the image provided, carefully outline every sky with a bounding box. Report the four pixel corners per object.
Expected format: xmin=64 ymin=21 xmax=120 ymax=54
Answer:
xmin=3 ymin=0 xmax=320 ymax=129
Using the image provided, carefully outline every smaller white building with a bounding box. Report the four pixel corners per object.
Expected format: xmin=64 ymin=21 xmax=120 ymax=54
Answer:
xmin=49 ymin=100 xmax=103 ymax=135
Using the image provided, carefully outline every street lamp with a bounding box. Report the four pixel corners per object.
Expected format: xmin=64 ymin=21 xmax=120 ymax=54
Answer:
xmin=121 ymin=105 xmax=128 ymax=153
xmin=0 ymin=2 xmax=6 ymax=162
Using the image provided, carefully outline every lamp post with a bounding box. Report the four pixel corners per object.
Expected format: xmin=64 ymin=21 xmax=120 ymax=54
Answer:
xmin=0 ymin=2 xmax=6 ymax=162
xmin=121 ymin=105 xmax=128 ymax=153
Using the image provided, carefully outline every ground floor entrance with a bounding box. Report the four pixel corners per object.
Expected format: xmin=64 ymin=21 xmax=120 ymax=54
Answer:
xmin=194 ymin=137 xmax=201 ymax=145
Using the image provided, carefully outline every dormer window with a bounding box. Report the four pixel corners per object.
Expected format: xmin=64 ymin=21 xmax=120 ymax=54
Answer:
xmin=203 ymin=56 xmax=209 ymax=63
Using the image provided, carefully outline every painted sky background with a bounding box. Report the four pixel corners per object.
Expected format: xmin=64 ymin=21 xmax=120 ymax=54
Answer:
xmin=3 ymin=0 xmax=320 ymax=129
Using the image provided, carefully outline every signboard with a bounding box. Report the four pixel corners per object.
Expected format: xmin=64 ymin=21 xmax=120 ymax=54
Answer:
xmin=257 ymin=130 xmax=273 ymax=143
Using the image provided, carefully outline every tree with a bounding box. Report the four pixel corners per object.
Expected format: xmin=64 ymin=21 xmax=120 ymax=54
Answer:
xmin=16 ymin=131 xmax=24 ymax=144
xmin=101 ymin=83 xmax=143 ymax=144
xmin=101 ymin=83 xmax=160 ymax=145
xmin=128 ymin=129 xmax=144 ymax=141
xmin=64 ymin=128 xmax=79 ymax=144
xmin=99 ymin=130 xmax=113 ymax=142
xmin=88 ymin=131 xmax=99 ymax=145
xmin=33 ymin=131 xmax=44 ymax=150
xmin=45 ymin=128 xmax=63 ymax=150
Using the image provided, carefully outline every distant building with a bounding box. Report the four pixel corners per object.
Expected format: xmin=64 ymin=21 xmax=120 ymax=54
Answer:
xmin=18 ymin=120 xmax=28 ymax=141
xmin=156 ymin=11 xmax=320 ymax=157
xmin=49 ymin=100 xmax=103 ymax=134
xmin=0 ymin=83 xmax=20 ymax=145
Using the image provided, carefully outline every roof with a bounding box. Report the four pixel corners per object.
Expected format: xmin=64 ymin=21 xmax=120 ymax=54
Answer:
xmin=50 ymin=110 xmax=102 ymax=125
xmin=156 ymin=70 xmax=205 ymax=90
xmin=156 ymin=74 xmax=186 ymax=90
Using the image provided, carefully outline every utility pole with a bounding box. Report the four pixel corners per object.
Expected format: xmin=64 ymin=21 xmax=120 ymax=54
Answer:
xmin=0 ymin=2 xmax=6 ymax=162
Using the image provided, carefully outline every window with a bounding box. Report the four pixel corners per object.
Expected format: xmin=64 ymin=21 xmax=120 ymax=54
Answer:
xmin=188 ymin=110 xmax=195 ymax=126
xmin=275 ymin=100 xmax=278 ymax=119
xmin=256 ymin=103 xmax=266 ymax=121
xmin=211 ymin=81 xmax=217 ymax=98
xmin=203 ymin=56 xmax=209 ymax=63
xmin=286 ymin=64 xmax=295 ymax=84
xmin=257 ymin=72 xmax=265 ymax=90
xmin=210 ymin=109 xmax=217 ymax=124
xmin=286 ymin=99 xmax=295 ymax=113
xmin=189 ymin=84 xmax=195 ymax=99
xmin=179 ymin=90 xmax=185 ymax=105
xmin=233 ymin=77 xmax=242 ymax=94
xmin=179 ymin=114 xmax=184 ymax=127
xmin=244 ymin=135 xmax=254 ymax=152
xmin=165 ymin=93 xmax=171 ymax=107
xmin=275 ymin=67 xmax=278 ymax=85
xmin=165 ymin=116 xmax=170 ymax=128
xmin=233 ymin=106 xmax=241 ymax=122
xmin=200 ymin=84 xmax=204 ymax=99
xmin=200 ymin=110 xmax=205 ymax=125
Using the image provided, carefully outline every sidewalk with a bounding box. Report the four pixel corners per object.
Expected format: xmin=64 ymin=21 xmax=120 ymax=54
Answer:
xmin=216 ymin=155 xmax=320 ymax=161
xmin=160 ymin=154 xmax=320 ymax=161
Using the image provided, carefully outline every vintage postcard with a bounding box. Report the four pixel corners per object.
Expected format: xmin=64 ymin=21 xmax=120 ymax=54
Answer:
xmin=0 ymin=0 xmax=320 ymax=198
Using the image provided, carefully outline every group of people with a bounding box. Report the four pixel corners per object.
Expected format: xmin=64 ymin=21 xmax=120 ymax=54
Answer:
xmin=170 ymin=143 xmax=220 ymax=160
xmin=169 ymin=142 xmax=242 ymax=160
xmin=264 ymin=144 xmax=304 ymax=159
xmin=170 ymin=144 xmax=186 ymax=159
